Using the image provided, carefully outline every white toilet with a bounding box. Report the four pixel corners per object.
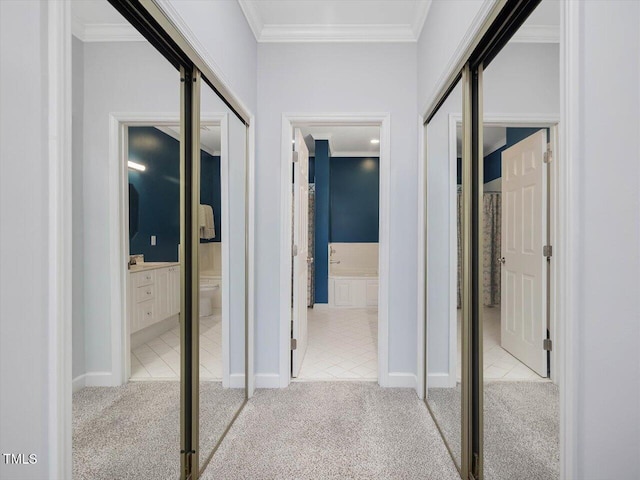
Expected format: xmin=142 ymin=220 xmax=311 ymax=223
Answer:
xmin=199 ymin=275 xmax=220 ymax=317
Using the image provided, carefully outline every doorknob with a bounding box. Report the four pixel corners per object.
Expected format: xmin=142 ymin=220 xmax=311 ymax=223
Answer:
xmin=498 ymin=257 xmax=506 ymax=264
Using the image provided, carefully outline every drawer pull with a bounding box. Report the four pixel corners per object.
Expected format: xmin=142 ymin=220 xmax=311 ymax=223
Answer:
xmin=147 ymin=290 xmax=151 ymax=295
xmin=146 ymin=312 xmax=151 ymax=316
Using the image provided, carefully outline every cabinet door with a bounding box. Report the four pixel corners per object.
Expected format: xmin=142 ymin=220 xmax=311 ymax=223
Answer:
xmin=169 ymin=266 xmax=181 ymax=316
xmin=155 ymin=267 xmax=170 ymax=321
xmin=334 ymin=280 xmax=352 ymax=306
xmin=366 ymin=280 xmax=379 ymax=306
xmin=134 ymin=300 xmax=155 ymax=332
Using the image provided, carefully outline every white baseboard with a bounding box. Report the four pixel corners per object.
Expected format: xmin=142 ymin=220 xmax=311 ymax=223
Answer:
xmin=312 ymin=303 xmax=329 ymax=309
xmin=72 ymin=371 xmax=114 ymax=392
xmin=427 ymin=372 xmax=456 ymax=388
xmin=255 ymin=373 xmax=281 ymax=388
xmin=387 ymin=372 xmax=417 ymax=388
xmin=228 ymin=373 xmax=245 ymax=389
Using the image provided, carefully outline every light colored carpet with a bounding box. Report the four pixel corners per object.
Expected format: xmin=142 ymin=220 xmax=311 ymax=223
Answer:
xmin=73 ymin=381 xmax=244 ymax=480
xmin=427 ymin=381 xmax=559 ymax=480
xmin=201 ymin=382 xmax=460 ymax=480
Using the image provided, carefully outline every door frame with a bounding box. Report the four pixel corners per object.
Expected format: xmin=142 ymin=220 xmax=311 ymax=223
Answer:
xmin=279 ymin=113 xmax=391 ymax=388
xmin=104 ymin=112 xmax=231 ymax=387
xmin=446 ymin=114 xmax=560 ymax=385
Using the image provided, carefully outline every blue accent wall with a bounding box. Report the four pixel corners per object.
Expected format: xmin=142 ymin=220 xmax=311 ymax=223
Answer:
xmin=314 ymin=140 xmax=330 ymax=303
xmin=330 ymin=157 xmax=379 ymax=242
xmin=128 ymin=126 xmax=220 ymax=262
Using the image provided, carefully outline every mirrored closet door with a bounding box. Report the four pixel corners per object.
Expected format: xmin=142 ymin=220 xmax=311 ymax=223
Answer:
xmin=424 ymin=75 xmax=468 ymax=474
xmin=71 ymin=2 xmax=250 ymax=479
xmin=193 ymin=73 xmax=248 ymax=476
xmin=70 ymin=1 xmax=187 ymax=478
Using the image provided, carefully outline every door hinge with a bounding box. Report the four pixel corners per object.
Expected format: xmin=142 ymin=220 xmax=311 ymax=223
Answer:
xmin=292 ymin=244 xmax=298 ymax=257
xmin=544 ymin=144 xmax=553 ymax=163
xmin=292 ymin=151 xmax=299 ymax=163
xmin=291 ymin=338 xmax=297 ymax=350
xmin=543 ymin=245 xmax=553 ymax=258
xmin=543 ymin=338 xmax=553 ymax=351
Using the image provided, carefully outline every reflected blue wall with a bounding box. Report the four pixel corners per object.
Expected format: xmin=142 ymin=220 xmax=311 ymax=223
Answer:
xmin=128 ymin=126 xmax=220 ymax=262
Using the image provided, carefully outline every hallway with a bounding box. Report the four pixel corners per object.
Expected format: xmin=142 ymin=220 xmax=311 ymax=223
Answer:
xmin=202 ymin=383 xmax=459 ymax=479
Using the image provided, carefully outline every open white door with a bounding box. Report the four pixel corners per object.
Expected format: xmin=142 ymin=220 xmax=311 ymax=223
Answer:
xmin=291 ymin=128 xmax=309 ymax=377
xmin=500 ymin=130 xmax=548 ymax=377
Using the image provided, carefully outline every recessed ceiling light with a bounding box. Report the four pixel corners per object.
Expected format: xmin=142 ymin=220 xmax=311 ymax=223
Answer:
xmin=128 ymin=161 xmax=146 ymax=172
xmin=370 ymin=139 xmax=380 ymax=144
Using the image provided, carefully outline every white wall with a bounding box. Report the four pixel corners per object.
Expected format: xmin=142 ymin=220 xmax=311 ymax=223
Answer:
xmin=426 ymin=42 xmax=560 ymax=379
xmin=255 ymin=43 xmax=418 ymax=378
xmin=162 ymin=0 xmax=258 ymax=115
xmin=570 ymin=2 xmax=640 ymax=477
xmin=0 ymin=1 xmax=51 ymax=478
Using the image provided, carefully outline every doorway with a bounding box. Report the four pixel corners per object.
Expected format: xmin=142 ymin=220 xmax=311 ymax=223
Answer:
xmin=280 ymin=114 xmax=391 ymax=387
xmin=290 ymin=125 xmax=382 ymax=381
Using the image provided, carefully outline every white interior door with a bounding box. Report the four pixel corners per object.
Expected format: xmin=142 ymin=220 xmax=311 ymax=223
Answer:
xmin=500 ymin=129 xmax=548 ymax=377
xmin=291 ymin=128 xmax=309 ymax=377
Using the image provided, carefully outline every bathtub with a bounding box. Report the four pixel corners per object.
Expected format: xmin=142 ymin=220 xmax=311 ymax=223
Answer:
xmin=327 ymin=243 xmax=378 ymax=308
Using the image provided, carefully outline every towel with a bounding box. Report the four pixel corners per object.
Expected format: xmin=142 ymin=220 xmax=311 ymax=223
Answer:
xmin=199 ymin=204 xmax=215 ymax=239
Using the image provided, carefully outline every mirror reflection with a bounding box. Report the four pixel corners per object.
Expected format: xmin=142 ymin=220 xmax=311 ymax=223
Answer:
xmin=480 ymin=1 xmax=560 ymax=476
xmin=70 ymin=1 xmax=184 ymax=478
xmin=197 ymin=82 xmax=247 ymax=473
xmin=425 ymin=81 xmax=463 ymax=469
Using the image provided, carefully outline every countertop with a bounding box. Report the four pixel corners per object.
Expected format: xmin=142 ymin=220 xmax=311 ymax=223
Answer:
xmin=128 ymin=262 xmax=180 ymax=273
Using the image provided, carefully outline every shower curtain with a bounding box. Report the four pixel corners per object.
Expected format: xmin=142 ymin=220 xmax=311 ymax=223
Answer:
xmin=307 ymin=185 xmax=315 ymax=307
xmin=457 ymin=191 xmax=502 ymax=308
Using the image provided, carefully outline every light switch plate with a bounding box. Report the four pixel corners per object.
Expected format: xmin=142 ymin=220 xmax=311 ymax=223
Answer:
xmin=151 ymin=235 xmax=156 ymax=246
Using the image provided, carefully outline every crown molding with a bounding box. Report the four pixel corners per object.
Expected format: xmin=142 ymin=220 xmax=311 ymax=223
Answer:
xmin=259 ymin=24 xmax=416 ymax=43
xmin=239 ymin=0 xmax=430 ymax=43
xmin=237 ymin=0 xmax=263 ymax=42
xmin=71 ymin=19 xmax=145 ymax=42
xmin=413 ymin=0 xmax=433 ymax=39
xmin=510 ymin=25 xmax=560 ymax=43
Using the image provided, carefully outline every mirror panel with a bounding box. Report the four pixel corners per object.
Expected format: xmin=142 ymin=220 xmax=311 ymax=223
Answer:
xmin=196 ymin=79 xmax=247 ymax=473
xmin=478 ymin=9 xmax=560 ymax=477
xmin=71 ymin=1 xmax=184 ymax=477
xmin=425 ymin=79 xmax=463 ymax=470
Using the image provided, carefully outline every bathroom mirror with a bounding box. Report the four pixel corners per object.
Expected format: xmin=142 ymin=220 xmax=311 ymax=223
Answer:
xmin=196 ymin=78 xmax=247 ymax=474
xmin=425 ymin=79 xmax=463 ymax=470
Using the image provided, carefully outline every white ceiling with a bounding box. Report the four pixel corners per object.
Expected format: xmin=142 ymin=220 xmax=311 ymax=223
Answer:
xmin=456 ymin=126 xmax=506 ymax=157
xmin=298 ymin=125 xmax=380 ymax=157
xmin=71 ymin=0 xmax=560 ymax=44
xmin=161 ymin=125 xmax=222 ymax=156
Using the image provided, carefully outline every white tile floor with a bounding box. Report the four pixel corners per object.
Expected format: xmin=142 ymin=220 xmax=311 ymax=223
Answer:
xmin=457 ymin=307 xmax=548 ymax=381
xmin=131 ymin=312 xmax=222 ymax=380
xmin=297 ymin=307 xmax=378 ymax=381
